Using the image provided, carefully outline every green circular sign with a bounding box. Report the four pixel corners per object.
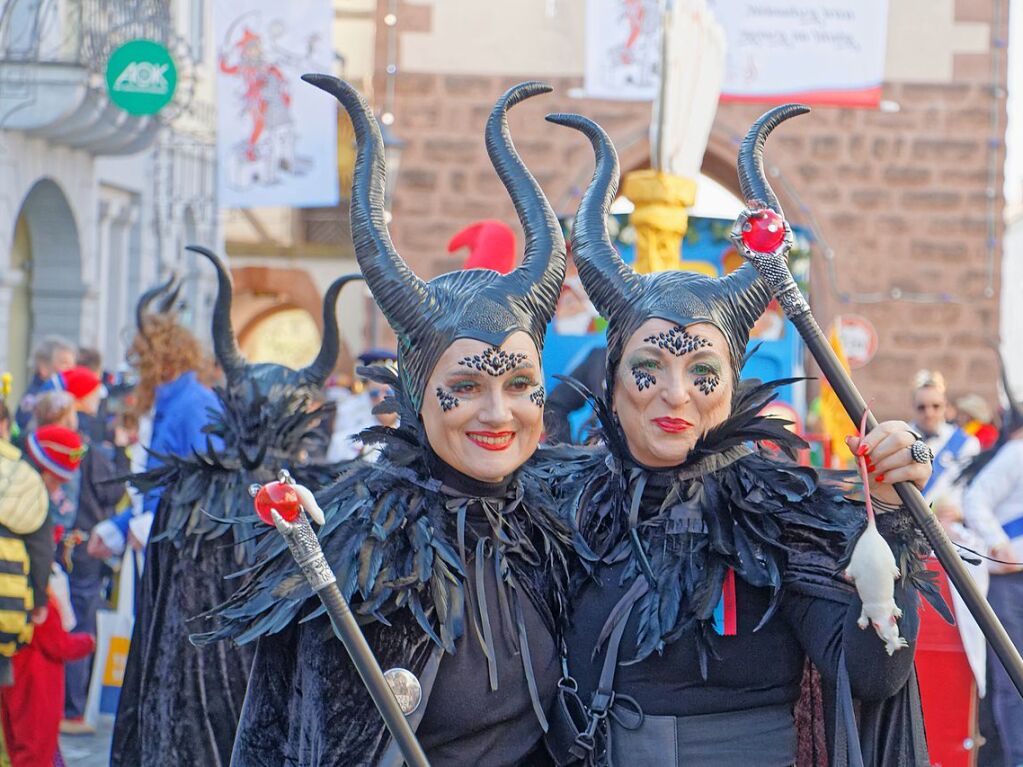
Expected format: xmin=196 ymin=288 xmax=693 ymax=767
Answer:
xmin=105 ymin=40 xmax=177 ymax=115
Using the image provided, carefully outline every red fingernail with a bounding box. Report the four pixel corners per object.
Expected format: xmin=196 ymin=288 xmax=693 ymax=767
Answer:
xmin=875 ymin=474 xmax=885 ymax=482
xmin=856 ymin=445 xmax=869 ymax=457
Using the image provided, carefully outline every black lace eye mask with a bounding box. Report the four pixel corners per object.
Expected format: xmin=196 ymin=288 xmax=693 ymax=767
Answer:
xmin=459 ymin=346 xmax=529 ymax=376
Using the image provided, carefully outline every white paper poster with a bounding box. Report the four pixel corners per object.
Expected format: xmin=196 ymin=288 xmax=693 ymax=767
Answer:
xmin=215 ymin=0 xmax=338 ymax=208
xmin=709 ymin=0 xmax=889 ymax=106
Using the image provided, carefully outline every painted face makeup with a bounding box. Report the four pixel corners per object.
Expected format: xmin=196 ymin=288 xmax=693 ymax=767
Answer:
xmin=421 ymin=333 xmax=544 ymax=483
xmin=613 ymin=319 xmax=734 ymax=468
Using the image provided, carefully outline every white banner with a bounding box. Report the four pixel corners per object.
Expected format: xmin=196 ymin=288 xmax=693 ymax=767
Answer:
xmin=709 ymin=0 xmax=889 ymax=106
xmin=215 ymin=0 xmax=338 ymax=208
xmin=584 ymin=0 xmax=663 ymax=101
xmin=584 ymin=0 xmax=889 ymax=107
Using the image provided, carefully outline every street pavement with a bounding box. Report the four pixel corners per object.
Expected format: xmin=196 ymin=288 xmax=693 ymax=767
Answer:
xmin=59 ymin=718 xmax=112 ymax=767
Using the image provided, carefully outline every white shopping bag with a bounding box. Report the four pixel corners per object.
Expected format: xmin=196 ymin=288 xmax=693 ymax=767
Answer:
xmin=84 ymin=550 xmax=137 ymax=725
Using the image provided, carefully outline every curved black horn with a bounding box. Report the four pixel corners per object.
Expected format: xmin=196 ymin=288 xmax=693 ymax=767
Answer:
xmin=299 ymin=273 xmax=364 ymax=385
xmin=486 ymin=82 xmax=565 ymax=307
xmin=300 ymin=74 xmax=430 ymax=341
xmin=737 ymin=104 xmax=809 ymax=215
xmin=545 ymin=113 xmax=642 ymax=318
xmin=135 ymin=273 xmax=176 ymax=337
xmin=187 ymin=245 xmax=246 ymax=381
xmin=157 ymin=278 xmax=184 ymax=314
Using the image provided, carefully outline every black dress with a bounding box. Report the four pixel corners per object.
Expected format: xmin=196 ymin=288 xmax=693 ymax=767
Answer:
xmin=545 ymin=379 xmax=948 ymax=767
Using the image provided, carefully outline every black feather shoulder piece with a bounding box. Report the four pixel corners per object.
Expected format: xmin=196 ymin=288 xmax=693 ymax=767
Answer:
xmin=541 ymin=376 xmax=938 ymax=664
xmin=195 ymin=394 xmax=575 ymax=662
xmin=134 ymin=382 xmax=340 ymax=564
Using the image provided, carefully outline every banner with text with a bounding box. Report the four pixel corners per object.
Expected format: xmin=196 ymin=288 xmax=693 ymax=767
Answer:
xmin=215 ymin=0 xmax=338 ymax=208
xmin=708 ymin=0 xmax=889 ymax=107
xmin=584 ymin=0 xmax=889 ymax=107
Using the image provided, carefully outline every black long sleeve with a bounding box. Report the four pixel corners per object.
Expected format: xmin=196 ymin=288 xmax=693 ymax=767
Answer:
xmin=24 ymin=514 xmax=54 ymax=609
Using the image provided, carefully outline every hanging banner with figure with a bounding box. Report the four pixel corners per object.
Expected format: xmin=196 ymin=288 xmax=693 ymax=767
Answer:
xmin=707 ymin=0 xmax=889 ymax=107
xmin=215 ymin=0 xmax=338 ymax=208
xmin=584 ymin=0 xmax=889 ymax=108
xmin=584 ymin=0 xmax=662 ymax=101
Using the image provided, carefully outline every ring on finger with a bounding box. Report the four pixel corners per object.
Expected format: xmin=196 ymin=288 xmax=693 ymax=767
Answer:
xmin=909 ymin=440 xmax=934 ymax=464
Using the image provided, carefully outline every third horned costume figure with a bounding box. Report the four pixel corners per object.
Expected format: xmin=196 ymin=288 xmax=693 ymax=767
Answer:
xmin=111 ymin=263 xmax=360 ymax=766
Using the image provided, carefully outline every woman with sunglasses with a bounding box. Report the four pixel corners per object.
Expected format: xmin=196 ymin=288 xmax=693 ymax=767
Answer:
xmin=202 ymin=76 xmax=575 ymax=767
xmin=541 ymin=108 xmax=946 ymax=767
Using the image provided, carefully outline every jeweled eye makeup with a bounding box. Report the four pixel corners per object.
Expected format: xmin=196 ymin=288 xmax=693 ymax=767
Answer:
xmin=435 ymin=387 xmax=460 ymax=412
xmin=459 ymin=346 xmax=529 ymax=376
xmin=642 ymin=325 xmax=712 ymax=357
xmin=529 ymin=386 xmax=545 ymax=407
xmin=689 ymin=360 xmax=722 ymax=396
xmin=626 ymin=354 xmax=659 ymax=392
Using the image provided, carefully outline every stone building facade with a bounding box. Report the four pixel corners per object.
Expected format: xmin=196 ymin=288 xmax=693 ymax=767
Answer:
xmin=368 ymin=0 xmax=1008 ymax=420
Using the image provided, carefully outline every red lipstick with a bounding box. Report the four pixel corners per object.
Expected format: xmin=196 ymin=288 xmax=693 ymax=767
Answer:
xmin=652 ymin=417 xmax=692 ymax=434
xmin=466 ymin=431 xmax=516 ymax=451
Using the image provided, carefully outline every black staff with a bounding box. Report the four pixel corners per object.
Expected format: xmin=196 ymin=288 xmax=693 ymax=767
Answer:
xmin=251 ymin=471 xmax=431 ymax=767
xmin=731 ymin=103 xmax=1023 ymax=699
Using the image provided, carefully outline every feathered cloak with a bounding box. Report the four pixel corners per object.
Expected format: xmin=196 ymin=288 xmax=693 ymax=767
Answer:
xmin=111 ymin=383 xmax=340 ymax=767
xmin=198 ymin=396 xmax=576 ymax=767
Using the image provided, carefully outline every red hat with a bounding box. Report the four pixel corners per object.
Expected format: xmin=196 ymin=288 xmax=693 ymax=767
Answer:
xmin=61 ymin=366 xmax=101 ymax=401
xmin=448 ymin=220 xmax=517 ymax=274
xmin=26 ymin=425 xmax=86 ymax=481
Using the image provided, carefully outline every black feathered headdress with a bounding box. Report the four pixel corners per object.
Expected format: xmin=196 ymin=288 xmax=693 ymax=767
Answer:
xmin=546 ymin=110 xmax=804 ymax=388
xmin=302 ymin=75 xmax=566 ymax=413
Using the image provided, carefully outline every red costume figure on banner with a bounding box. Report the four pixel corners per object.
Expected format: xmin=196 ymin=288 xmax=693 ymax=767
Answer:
xmin=0 ymin=592 xmax=94 ymax=767
xmin=219 ymin=27 xmax=292 ymax=162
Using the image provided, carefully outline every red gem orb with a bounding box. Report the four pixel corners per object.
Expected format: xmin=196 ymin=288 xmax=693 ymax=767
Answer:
xmin=741 ymin=209 xmax=786 ymax=253
xmin=253 ymin=481 xmax=301 ymax=525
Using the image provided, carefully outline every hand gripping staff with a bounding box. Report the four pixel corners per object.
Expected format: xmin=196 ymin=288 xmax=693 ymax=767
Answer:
xmin=731 ymin=103 xmax=1023 ymax=699
xmin=250 ymin=471 xmax=431 ymax=767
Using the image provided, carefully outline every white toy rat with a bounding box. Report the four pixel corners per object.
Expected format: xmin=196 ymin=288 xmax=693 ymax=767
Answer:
xmin=843 ymin=411 xmax=908 ymax=656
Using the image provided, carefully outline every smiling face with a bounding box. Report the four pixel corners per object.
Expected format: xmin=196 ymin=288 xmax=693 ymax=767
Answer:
xmin=420 ymin=332 xmax=545 ymax=483
xmin=612 ymin=319 xmax=734 ymax=468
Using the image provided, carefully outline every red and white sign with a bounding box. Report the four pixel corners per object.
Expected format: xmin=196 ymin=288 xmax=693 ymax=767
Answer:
xmin=836 ymin=314 xmax=879 ymax=369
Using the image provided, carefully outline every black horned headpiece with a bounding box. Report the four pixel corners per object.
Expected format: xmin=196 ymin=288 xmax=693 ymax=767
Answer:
xmin=547 ymin=112 xmax=782 ymax=390
xmin=189 ymin=245 xmax=360 ymax=393
xmin=960 ymin=342 xmax=1023 ymax=485
xmin=302 ymin=74 xmax=566 ymax=413
xmin=135 ymin=272 xmax=185 ymax=346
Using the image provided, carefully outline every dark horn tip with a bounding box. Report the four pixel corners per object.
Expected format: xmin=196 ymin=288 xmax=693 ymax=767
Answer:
xmin=300 ymin=73 xmax=336 ymax=88
xmin=185 ymin=244 xmax=217 ymax=258
xmin=500 ymin=81 xmax=553 ymax=108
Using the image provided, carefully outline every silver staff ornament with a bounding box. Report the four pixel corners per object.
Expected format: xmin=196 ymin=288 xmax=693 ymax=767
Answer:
xmin=250 ymin=471 xmax=431 ymax=767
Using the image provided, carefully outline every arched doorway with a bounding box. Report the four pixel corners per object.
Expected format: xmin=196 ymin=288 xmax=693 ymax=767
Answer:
xmin=6 ymin=179 xmax=83 ymax=402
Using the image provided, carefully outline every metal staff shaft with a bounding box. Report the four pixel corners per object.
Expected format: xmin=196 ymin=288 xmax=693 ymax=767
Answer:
xmin=734 ymin=224 xmax=1023 ymax=699
xmin=272 ymin=509 xmax=431 ymax=767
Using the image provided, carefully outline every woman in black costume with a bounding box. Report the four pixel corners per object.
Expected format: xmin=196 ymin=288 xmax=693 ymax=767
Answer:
xmin=541 ymin=109 xmax=947 ymax=767
xmin=201 ymin=76 xmax=574 ymax=767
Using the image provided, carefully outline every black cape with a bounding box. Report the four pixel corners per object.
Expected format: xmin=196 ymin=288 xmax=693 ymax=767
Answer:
xmin=111 ymin=385 xmax=339 ymax=767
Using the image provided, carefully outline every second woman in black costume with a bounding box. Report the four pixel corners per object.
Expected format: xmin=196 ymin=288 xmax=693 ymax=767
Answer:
xmin=542 ymin=108 xmax=946 ymax=767
xmin=201 ymin=77 xmax=574 ymax=766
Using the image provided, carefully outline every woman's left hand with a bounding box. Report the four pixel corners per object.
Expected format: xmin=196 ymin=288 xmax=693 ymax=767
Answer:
xmin=845 ymin=420 xmax=932 ymax=507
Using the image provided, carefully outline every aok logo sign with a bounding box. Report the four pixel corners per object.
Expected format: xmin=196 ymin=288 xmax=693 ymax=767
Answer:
xmin=105 ymin=40 xmax=177 ymax=115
